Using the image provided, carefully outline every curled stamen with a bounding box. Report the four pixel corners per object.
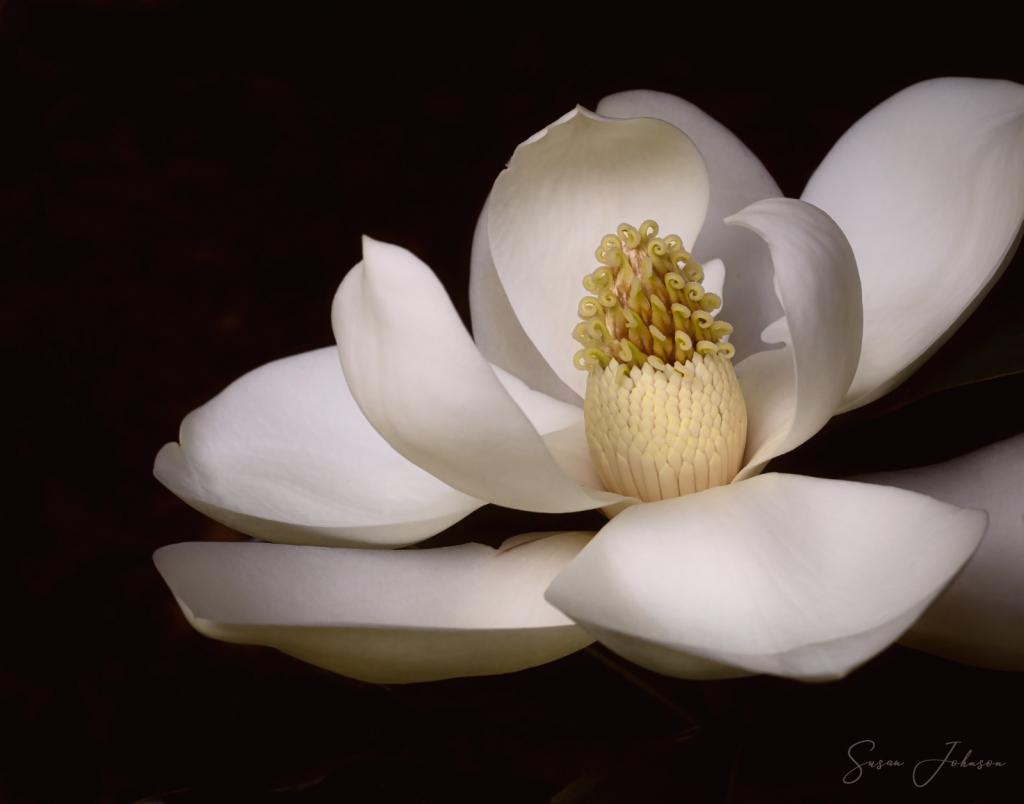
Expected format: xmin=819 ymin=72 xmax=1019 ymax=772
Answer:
xmin=572 ymin=322 xmax=591 ymax=344
xmin=670 ymin=302 xmax=691 ymax=319
xmin=710 ymin=321 xmax=733 ymax=341
xmin=673 ymin=360 xmax=693 ymax=379
xmin=691 ymin=310 xmax=713 ymax=329
xmin=584 ymin=267 xmax=615 ymax=292
xmin=578 ymin=297 xmax=601 ymax=318
xmin=717 ymin=343 xmax=736 ymax=359
xmin=595 ymin=245 xmax=623 ymax=266
xmin=624 ymin=339 xmax=646 ymax=365
xmin=696 ymin=340 xmax=718 ymax=355
xmin=664 ymin=234 xmax=683 ymax=252
xmin=674 ymin=330 xmax=693 ymax=351
xmin=598 ymin=289 xmax=619 ymax=309
xmin=639 ymin=220 xmax=659 ymax=242
xmin=618 ymin=223 xmax=641 ymax=249
xmin=595 ymin=266 xmax=614 ymax=286
xmin=647 ymin=355 xmax=667 ymax=372
xmin=647 ymin=237 xmax=668 ymax=258
xmin=700 ymin=293 xmax=722 ymax=313
xmin=574 ymin=348 xmax=612 ymax=371
xmin=665 ymin=272 xmax=685 ymax=291
xmin=613 ymin=338 xmax=645 ymax=367
xmin=678 ymin=260 xmax=704 ymax=282
xmin=586 ymin=347 xmax=611 ymax=368
xmin=588 ymin=318 xmax=612 ymax=342
xmin=683 ymin=282 xmax=705 ymax=302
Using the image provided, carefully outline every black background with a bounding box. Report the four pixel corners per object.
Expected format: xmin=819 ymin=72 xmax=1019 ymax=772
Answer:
xmin=3 ymin=1 xmax=1024 ymax=802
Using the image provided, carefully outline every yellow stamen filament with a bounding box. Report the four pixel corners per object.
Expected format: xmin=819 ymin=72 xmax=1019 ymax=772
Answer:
xmin=574 ymin=219 xmax=747 ymax=501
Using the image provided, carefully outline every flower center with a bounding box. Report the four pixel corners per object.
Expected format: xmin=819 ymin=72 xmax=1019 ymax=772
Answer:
xmin=573 ymin=221 xmax=748 ymax=502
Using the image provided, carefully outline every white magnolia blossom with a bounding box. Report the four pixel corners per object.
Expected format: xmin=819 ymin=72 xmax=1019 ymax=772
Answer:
xmin=154 ymin=78 xmax=1024 ymax=684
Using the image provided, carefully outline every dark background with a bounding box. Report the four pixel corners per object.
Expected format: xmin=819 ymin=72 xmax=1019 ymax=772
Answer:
xmin=3 ymin=1 xmax=1024 ymax=802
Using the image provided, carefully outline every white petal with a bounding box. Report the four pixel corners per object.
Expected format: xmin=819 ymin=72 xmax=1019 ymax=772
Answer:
xmin=727 ymin=199 xmax=862 ymax=479
xmin=491 ymin=364 xmax=582 ymax=434
xmin=470 ymin=198 xmax=584 ymax=404
xmin=596 ymin=90 xmax=783 ymax=359
xmin=154 ymin=532 xmax=596 ymax=683
xmin=489 ymin=107 xmax=710 ymax=399
xmin=154 ymin=347 xmax=483 ymax=548
xmin=759 ymin=316 xmax=790 ymax=345
xmin=333 ymin=238 xmax=622 ymax=513
xmin=801 ymin=78 xmax=1024 ymax=411
xmin=541 ymin=420 xmax=606 ymax=492
xmin=546 ymin=474 xmax=986 ymax=681
xmin=732 ymin=346 xmax=795 ymax=478
xmin=854 ymin=434 xmax=1024 ymax=671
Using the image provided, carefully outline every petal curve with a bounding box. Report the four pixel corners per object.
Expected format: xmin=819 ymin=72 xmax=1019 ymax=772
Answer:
xmin=333 ymin=238 xmax=621 ymax=512
xmin=596 ymin=90 xmax=784 ymax=359
xmin=491 ymin=363 xmax=582 ymax=434
xmin=728 ymin=199 xmax=862 ymax=478
xmin=155 ymin=532 xmax=595 ymax=683
xmin=546 ymin=474 xmax=986 ymax=681
xmin=802 ymin=77 xmax=1024 ymax=411
xmin=154 ymin=347 xmax=483 ymax=548
xmin=470 ymin=198 xmax=584 ymax=404
xmin=855 ymin=434 xmax=1024 ymax=671
xmin=489 ymin=107 xmax=710 ymax=399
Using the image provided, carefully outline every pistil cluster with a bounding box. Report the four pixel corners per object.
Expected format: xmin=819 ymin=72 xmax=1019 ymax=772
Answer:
xmin=572 ymin=221 xmax=734 ymax=376
xmin=573 ymin=221 xmax=748 ymax=502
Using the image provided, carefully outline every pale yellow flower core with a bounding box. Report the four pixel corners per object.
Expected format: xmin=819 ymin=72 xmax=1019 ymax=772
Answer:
xmin=573 ymin=221 xmax=748 ymax=502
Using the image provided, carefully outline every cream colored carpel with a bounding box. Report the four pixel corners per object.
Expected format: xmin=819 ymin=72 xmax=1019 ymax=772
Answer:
xmin=573 ymin=221 xmax=748 ymax=502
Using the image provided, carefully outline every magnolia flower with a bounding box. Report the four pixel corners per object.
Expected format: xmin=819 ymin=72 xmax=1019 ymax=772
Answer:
xmin=154 ymin=78 xmax=1024 ymax=685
